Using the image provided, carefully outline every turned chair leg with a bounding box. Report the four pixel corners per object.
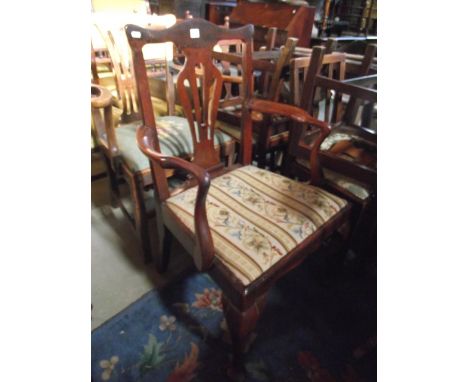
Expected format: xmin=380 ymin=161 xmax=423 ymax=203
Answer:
xmin=222 ymin=293 xmax=268 ymax=381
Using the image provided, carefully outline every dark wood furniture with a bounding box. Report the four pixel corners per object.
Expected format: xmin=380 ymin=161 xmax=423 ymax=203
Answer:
xmin=227 ymin=0 xmax=315 ymax=48
xmin=320 ymin=0 xmax=377 ymax=36
xmin=126 ymin=18 xmax=350 ymax=378
xmin=206 ymin=1 xmax=237 ymax=25
xmin=296 ymin=41 xmax=377 ymax=76
xmin=215 ymin=37 xmax=298 ymax=169
xmin=159 ymin=0 xmax=207 ymax=18
xmin=290 ymin=43 xmax=376 ymax=118
xmin=285 ymin=45 xmax=376 ymax=253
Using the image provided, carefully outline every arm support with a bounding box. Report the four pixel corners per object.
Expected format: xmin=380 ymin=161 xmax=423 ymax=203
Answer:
xmin=91 ymin=84 xmax=119 ymax=159
xmin=248 ymin=99 xmax=331 ymax=185
xmin=136 ymin=125 xmax=215 ymax=272
xmin=91 ymin=84 xmax=112 ymax=108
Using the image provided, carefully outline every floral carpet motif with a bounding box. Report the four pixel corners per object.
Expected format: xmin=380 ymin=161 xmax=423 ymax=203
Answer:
xmin=92 ymin=254 xmax=376 ymax=382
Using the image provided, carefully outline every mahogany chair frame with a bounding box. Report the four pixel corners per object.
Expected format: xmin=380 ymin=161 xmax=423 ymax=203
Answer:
xmin=126 ymin=19 xmax=351 ymax=378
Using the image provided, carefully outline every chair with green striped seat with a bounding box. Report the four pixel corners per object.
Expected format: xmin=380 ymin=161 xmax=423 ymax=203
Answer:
xmin=92 ymin=13 xmax=236 ymax=262
xmin=91 ymin=84 xmax=235 ymax=264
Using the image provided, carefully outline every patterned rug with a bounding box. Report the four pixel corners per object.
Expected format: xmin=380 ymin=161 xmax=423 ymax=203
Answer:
xmin=92 ymin=252 xmax=376 ymax=382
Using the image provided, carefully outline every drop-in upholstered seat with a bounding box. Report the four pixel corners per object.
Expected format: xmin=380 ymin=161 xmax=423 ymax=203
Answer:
xmin=166 ymin=165 xmax=347 ymax=286
xmin=115 ymin=116 xmax=234 ymax=172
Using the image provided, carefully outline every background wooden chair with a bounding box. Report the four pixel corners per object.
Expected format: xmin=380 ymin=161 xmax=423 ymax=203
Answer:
xmin=93 ymin=13 xmax=179 ymax=121
xmin=91 ymin=21 xmax=114 ymax=86
xmin=320 ymin=38 xmax=377 ymax=76
xmin=216 ymin=36 xmax=298 ymax=169
xmin=285 ymin=45 xmax=377 ymax=255
xmin=290 ymin=50 xmax=347 ymax=121
xmin=127 ymin=19 xmax=351 ymax=378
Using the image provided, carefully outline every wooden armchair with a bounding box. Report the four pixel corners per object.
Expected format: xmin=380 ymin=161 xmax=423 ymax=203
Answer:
xmin=126 ymin=19 xmax=351 ymax=378
xmin=285 ymin=45 xmax=377 ymax=253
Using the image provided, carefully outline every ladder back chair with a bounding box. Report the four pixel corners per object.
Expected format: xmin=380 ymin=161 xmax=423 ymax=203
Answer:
xmin=126 ymin=19 xmax=351 ymax=378
xmin=290 ymin=50 xmax=347 ymax=122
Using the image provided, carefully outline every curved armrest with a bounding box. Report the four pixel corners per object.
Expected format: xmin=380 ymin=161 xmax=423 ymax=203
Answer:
xmin=91 ymin=84 xmax=120 ymax=160
xmin=91 ymin=84 xmax=112 ymax=109
xmin=248 ymin=99 xmax=330 ymax=130
xmin=136 ymin=125 xmax=215 ymax=272
xmin=248 ymin=99 xmax=331 ymax=185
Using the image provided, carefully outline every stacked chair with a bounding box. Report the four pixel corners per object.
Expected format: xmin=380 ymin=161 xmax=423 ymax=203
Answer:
xmin=284 ymin=45 xmax=377 ymax=255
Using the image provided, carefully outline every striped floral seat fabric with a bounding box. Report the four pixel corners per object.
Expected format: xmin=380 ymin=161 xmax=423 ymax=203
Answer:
xmin=166 ymin=165 xmax=347 ymax=286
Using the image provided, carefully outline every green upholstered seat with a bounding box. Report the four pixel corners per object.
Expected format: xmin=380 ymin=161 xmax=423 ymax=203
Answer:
xmin=115 ymin=116 xmax=234 ymax=172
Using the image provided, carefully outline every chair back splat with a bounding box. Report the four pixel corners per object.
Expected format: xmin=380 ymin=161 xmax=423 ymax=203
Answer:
xmin=126 ymin=20 xmax=254 ymax=178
